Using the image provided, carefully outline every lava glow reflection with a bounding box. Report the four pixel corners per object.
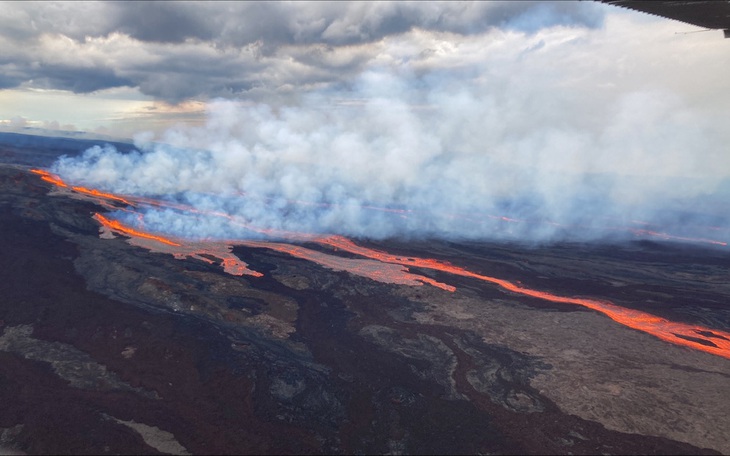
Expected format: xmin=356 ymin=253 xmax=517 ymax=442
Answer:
xmin=31 ymin=168 xmax=730 ymax=360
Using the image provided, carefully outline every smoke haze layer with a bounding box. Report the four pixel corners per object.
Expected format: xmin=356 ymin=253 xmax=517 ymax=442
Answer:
xmin=50 ymin=25 xmax=730 ymax=245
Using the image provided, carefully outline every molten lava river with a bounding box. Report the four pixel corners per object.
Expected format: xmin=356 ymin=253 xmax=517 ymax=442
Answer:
xmin=31 ymin=169 xmax=730 ymax=360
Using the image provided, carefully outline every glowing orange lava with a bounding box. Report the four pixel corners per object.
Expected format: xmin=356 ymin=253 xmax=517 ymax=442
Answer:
xmin=94 ymin=212 xmax=264 ymax=277
xmin=31 ymin=169 xmax=133 ymax=207
xmin=94 ymin=213 xmax=181 ymax=246
xmin=240 ymin=240 xmax=455 ymax=291
xmin=71 ymin=186 xmax=132 ymax=206
xmin=30 ymin=169 xmax=68 ymax=188
xmin=315 ymin=236 xmax=730 ymax=360
xmin=30 ymin=168 xmax=730 ymax=359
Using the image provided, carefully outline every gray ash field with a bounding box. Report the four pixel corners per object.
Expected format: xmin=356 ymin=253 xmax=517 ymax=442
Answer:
xmin=0 ymin=136 xmax=729 ymax=455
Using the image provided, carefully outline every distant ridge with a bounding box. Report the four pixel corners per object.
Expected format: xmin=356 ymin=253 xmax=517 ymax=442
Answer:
xmin=0 ymin=131 xmax=135 ymax=167
xmin=0 ymin=126 xmax=132 ymax=143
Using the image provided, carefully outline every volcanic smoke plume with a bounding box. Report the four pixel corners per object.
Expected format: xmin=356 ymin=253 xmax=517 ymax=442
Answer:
xmin=50 ymin=70 xmax=730 ymax=245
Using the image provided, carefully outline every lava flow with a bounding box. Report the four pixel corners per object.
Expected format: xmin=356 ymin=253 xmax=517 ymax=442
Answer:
xmin=31 ymin=168 xmax=730 ymax=360
xmin=30 ymin=168 xmax=68 ymax=188
xmin=30 ymin=169 xmax=263 ymax=277
xmin=316 ymin=235 xmax=730 ymax=360
xmin=94 ymin=213 xmax=181 ymax=246
xmin=71 ymin=187 xmax=132 ymax=206
xmin=240 ymin=240 xmax=455 ymax=291
xmin=94 ymin=212 xmax=263 ymax=277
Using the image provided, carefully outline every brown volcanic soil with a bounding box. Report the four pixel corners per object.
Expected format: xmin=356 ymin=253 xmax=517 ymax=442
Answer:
xmin=0 ymin=164 xmax=728 ymax=455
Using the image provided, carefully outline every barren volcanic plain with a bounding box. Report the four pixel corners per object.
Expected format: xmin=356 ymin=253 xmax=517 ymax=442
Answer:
xmin=0 ymin=135 xmax=729 ymax=454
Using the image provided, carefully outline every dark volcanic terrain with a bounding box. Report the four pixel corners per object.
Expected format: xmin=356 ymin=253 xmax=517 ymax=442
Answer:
xmin=0 ymin=138 xmax=729 ymax=454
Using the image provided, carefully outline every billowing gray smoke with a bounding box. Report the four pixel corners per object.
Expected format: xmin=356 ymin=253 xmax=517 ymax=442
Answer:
xmin=51 ymin=67 xmax=730 ymax=245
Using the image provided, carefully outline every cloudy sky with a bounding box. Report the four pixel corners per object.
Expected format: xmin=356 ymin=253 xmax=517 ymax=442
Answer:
xmin=3 ymin=1 xmax=730 ymax=242
xmin=0 ymin=1 xmax=726 ymax=137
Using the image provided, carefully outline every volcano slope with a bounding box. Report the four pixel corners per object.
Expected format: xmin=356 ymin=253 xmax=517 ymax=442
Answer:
xmin=0 ymin=160 xmax=729 ymax=454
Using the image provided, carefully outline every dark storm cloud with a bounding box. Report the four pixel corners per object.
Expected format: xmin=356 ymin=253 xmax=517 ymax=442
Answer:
xmin=0 ymin=2 xmax=111 ymax=42
xmin=107 ymin=1 xmax=218 ymax=44
xmin=120 ymin=40 xmax=271 ymax=103
xmin=3 ymin=2 xmax=606 ymax=45
xmin=0 ymin=1 xmax=606 ymax=103
xmin=0 ymin=74 xmax=25 ymax=90
xmin=32 ymin=64 xmax=133 ymax=94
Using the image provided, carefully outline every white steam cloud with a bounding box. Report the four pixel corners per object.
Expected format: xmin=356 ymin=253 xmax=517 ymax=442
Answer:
xmin=51 ymin=23 xmax=730 ymax=245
